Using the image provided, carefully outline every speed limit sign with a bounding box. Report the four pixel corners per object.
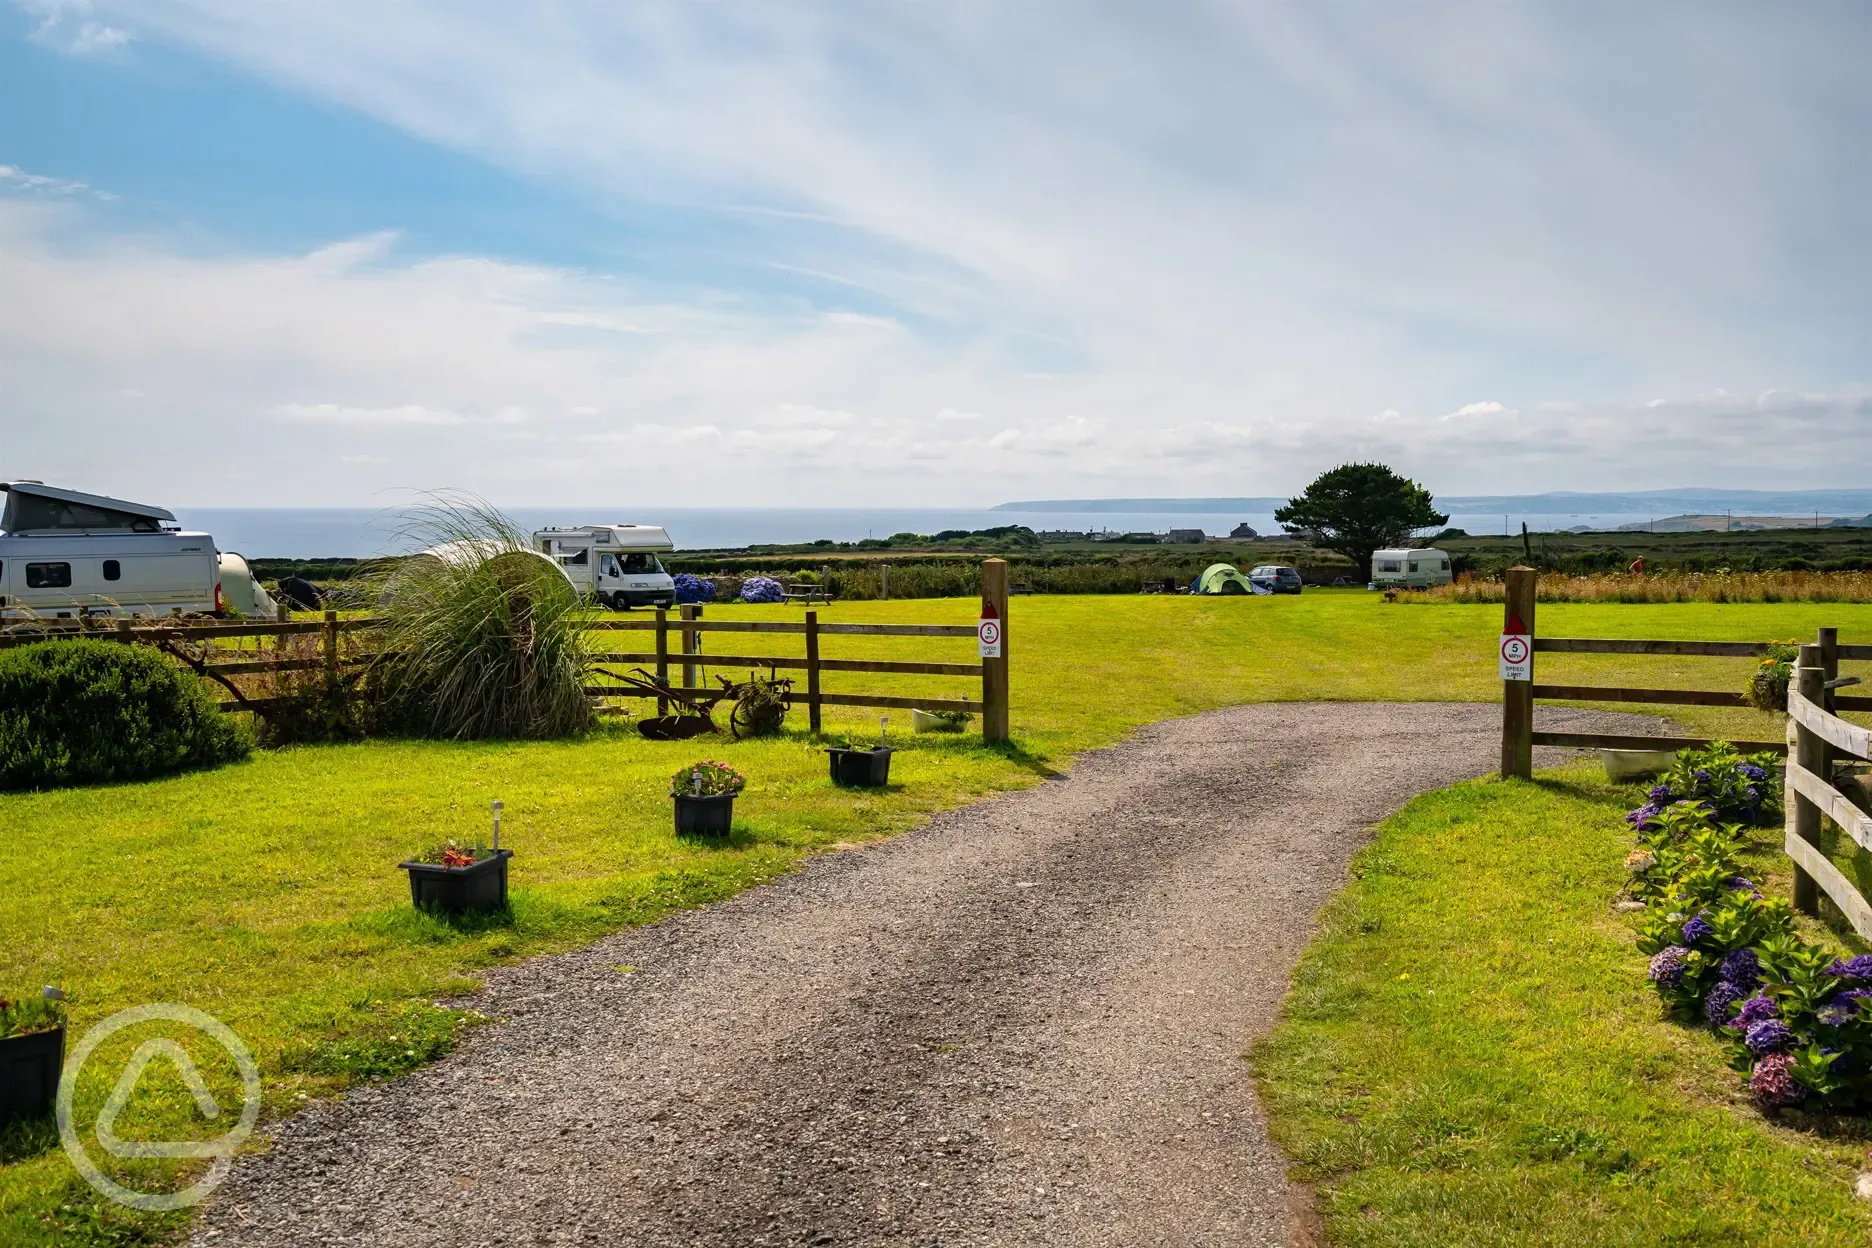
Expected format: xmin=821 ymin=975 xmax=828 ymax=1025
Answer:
xmin=1499 ymin=632 xmax=1532 ymax=681
xmin=978 ymin=609 xmax=1003 ymax=659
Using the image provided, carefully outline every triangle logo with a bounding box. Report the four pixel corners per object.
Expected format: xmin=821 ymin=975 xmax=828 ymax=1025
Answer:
xmin=94 ymin=1038 xmax=227 ymax=1160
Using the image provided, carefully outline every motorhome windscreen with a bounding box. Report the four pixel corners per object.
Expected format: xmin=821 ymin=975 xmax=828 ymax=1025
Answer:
xmin=618 ymin=553 xmax=660 ymax=573
xmin=2 ymin=493 xmax=161 ymax=533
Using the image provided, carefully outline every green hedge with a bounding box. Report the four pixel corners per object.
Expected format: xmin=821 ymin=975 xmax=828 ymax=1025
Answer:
xmin=0 ymin=640 xmax=252 ymax=790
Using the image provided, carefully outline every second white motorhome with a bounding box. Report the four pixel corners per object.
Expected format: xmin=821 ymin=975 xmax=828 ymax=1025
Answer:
xmin=530 ymin=525 xmax=677 ymax=610
xmin=0 ymin=481 xmax=265 ymax=618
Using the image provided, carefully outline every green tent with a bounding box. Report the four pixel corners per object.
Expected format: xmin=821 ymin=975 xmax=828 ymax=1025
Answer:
xmin=1194 ymin=563 xmax=1255 ymax=595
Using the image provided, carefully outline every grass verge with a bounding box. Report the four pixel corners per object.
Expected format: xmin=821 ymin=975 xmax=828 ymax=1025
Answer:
xmin=1254 ymin=762 xmax=1872 ymax=1246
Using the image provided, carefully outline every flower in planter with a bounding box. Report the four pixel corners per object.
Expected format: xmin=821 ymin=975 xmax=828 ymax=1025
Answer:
xmin=414 ymin=839 xmax=485 ymax=867
xmin=1749 ymin=1052 xmax=1804 ymax=1107
xmin=1718 ymin=948 xmax=1761 ymax=989
xmin=670 ymin=759 xmax=746 ymax=798
xmin=1704 ymin=981 xmax=1748 ymax=1027
xmin=1648 ymin=946 xmax=1690 ymax=988
xmin=1745 ymin=1019 xmax=1795 ymax=1056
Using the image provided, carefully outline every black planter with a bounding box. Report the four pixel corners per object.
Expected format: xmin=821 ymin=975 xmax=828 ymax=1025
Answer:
xmin=674 ymin=793 xmax=736 ymax=835
xmin=827 ymin=746 xmax=893 ymax=787
xmin=0 ymin=1026 xmax=64 ymax=1126
xmin=398 ymin=849 xmax=512 ymax=914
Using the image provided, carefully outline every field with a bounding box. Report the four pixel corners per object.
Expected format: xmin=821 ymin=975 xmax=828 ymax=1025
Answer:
xmin=8 ymin=590 xmax=1872 ymax=1243
xmin=1255 ymin=766 xmax=1872 ymax=1246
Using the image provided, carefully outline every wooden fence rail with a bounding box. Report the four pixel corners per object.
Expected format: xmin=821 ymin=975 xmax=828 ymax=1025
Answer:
xmin=1785 ymin=645 xmax=1872 ymax=940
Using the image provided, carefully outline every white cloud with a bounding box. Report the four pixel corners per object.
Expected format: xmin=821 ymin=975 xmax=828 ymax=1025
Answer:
xmin=14 ymin=0 xmax=130 ymax=54
xmin=1442 ymin=401 xmax=1510 ymax=421
xmin=272 ymin=403 xmax=467 ymax=426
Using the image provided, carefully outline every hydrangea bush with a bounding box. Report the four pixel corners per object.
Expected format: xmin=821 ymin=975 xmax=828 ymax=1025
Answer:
xmin=738 ymin=576 xmax=785 ymax=604
xmin=672 ymin=573 xmax=717 ymax=605
xmin=1625 ymin=740 xmax=1782 ymax=828
xmin=1622 ymin=746 xmax=1872 ymax=1111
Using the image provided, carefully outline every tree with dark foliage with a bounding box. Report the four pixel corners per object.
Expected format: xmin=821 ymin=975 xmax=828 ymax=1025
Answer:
xmin=1275 ymin=463 xmax=1448 ymax=580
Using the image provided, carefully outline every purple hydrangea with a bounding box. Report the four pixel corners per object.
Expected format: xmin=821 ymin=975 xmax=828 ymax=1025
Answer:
xmin=1734 ymin=995 xmax=1779 ymax=1029
xmin=671 ymin=573 xmax=717 ymax=605
xmin=1825 ymin=954 xmax=1872 ymax=981
xmin=1744 ymin=1019 xmax=1794 ymax=1056
xmin=1818 ymin=995 xmax=1860 ymax=1028
xmin=1648 ymin=946 xmax=1691 ymax=989
xmin=1704 ymin=981 xmax=1747 ymax=1027
xmin=1725 ymin=877 xmax=1757 ymax=892
xmin=1718 ymin=948 xmax=1761 ymax=989
xmin=1626 ymin=803 xmax=1664 ymax=829
xmin=1648 ymin=783 xmax=1673 ymax=803
xmin=1739 ymin=764 xmax=1768 ymax=782
xmin=737 ymin=575 xmax=786 ymax=604
xmin=1682 ymin=915 xmax=1715 ymax=946
xmin=1749 ymin=1053 xmax=1804 ymax=1107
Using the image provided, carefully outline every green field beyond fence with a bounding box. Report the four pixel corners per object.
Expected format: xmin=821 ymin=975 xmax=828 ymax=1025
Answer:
xmin=10 ymin=591 xmax=1872 ymax=1243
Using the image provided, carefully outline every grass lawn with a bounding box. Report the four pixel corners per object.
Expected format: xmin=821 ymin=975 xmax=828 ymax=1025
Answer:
xmin=7 ymin=590 xmax=1872 ymax=1243
xmin=1254 ymin=764 xmax=1872 ymax=1246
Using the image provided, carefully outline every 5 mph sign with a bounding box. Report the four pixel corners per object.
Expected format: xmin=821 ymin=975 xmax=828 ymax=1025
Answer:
xmin=1499 ymin=625 xmax=1532 ymax=682
xmin=978 ymin=606 xmax=1003 ymax=659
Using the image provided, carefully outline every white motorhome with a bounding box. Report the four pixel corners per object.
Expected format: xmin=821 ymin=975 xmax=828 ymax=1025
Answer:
xmin=530 ymin=525 xmax=677 ymax=609
xmin=0 ymin=481 xmax=266 ymax=618
xmin=1371 ymin=547 xmax=1454 ymax=589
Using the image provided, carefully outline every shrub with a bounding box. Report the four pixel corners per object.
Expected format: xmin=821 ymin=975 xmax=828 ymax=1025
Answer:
xmin=1745 ymin=641 xmax=1797 ymax=712
xmin=0 ymin=640 xmax=252 ymax=790
xmin=739 ymin=576 xmax=785 ymax=604
xmin=1626 ymin=741 xmax=1781 ymax=827
xmin=366 ymin=496 xmax=595 ymax=740
xmin=672 ymin=573 xmax=716 ymax=605
xmin=669 ymin=760 xmax=745 ymax=797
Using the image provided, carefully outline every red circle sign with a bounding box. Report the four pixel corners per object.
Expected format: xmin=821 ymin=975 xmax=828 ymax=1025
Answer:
xmin=1500 ymin=636 xmax=1530 ymax=664
xmin=979 ymin=620 xmax=1002 ymax=646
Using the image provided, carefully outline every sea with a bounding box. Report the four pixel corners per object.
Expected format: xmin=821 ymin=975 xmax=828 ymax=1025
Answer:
xmin=169 ymin=506 xmax=1674 ymax=560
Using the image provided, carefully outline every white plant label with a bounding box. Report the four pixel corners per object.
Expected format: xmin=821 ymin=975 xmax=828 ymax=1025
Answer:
xmin=1499 ymin=633 xmax=1532 ymax=682
xmin=978 ymin=616 xmax=1002 ymax=659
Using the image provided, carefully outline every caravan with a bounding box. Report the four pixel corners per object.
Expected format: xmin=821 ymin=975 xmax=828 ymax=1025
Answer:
xmin=530 ymin=525 xmax=677 ymax=609
xmin=0 ymin=481 xmax=274 ymax=619
xmin=1371 ymin=547 xmax=1453 ymax=589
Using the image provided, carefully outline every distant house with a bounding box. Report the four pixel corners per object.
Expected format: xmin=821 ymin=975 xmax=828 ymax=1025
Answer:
xmin=1230 ymin=522 xmax=1258 ymax=539
xmin=1165 ymin=528 xmax=1207 ymax=544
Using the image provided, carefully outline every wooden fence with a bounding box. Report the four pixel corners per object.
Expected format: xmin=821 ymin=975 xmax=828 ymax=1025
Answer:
xmin=0 ymin=559 xmax=1013 ymax=743
xmin=1495 ymin=563 xmax=1872 ymax=938
xmin=1784 ymin=642 xmax=1872 ymax=940
xmin=1493 ymin=566 xmax=1870 ymax=775
xmin=584 ymin=558 xmax=1009 ymax=742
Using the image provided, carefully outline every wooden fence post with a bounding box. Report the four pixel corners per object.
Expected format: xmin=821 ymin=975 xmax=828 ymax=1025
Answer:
xmin=654 ymin=607 xmax=670 ymax=716
xmin=1500 ymin=566 xmax=1536 ymax=779
xmin=1792 ymin=645 xmax=1826 ymax=916
xmin=322 ymin=608 xmax=339 ymax=681
xmin=680 ymin=604 xmax=699 ymax=690
xmin=981 ymin=558 xmax=1009 ymax=744
xmin=881 ymin=564 xmax=890 ymax=601
xmin=805 ymin=609 xmax=823 ymax=734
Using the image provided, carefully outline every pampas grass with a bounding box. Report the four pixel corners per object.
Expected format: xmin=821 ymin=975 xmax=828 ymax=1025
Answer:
xmin=1403 ymin=571 xmax=1872 ymax=605
xmin=365 ymin=495 xmax=594 ymax=740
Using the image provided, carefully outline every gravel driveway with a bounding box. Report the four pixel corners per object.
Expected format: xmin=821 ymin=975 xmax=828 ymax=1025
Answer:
xmin=195 ymin=702 xmax=1654 ymax=1248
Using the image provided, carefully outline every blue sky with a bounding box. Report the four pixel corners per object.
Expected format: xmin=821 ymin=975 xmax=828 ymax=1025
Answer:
xmin=1 ymin=1 xmax=1868 ymax=507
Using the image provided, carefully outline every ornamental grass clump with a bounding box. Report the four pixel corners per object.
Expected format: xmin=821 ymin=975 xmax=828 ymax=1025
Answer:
xmin=366 ymin=495 xmax=594 ymax=740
